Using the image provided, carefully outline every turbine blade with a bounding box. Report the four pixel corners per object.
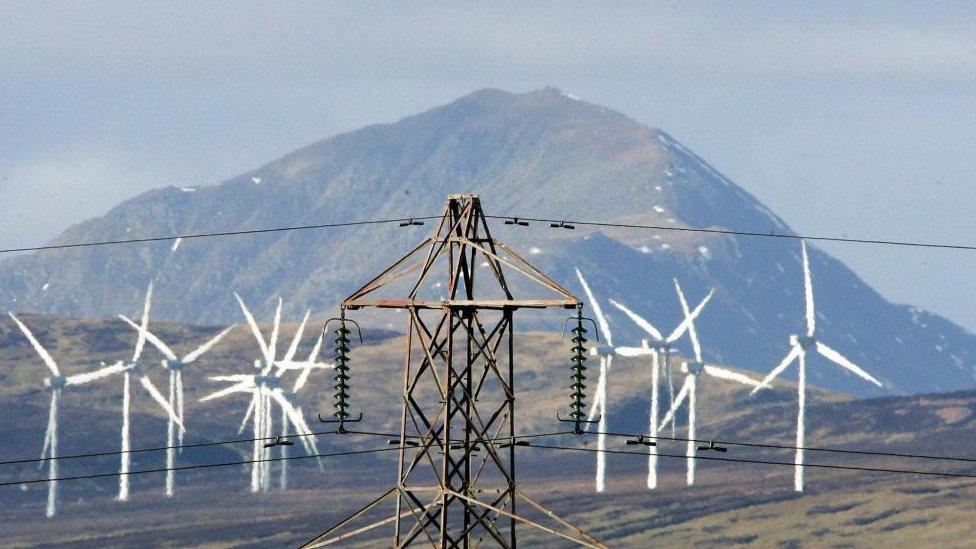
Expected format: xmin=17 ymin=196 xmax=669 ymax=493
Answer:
xmin=119 ymin=315 xmax=178 ymax=361
xmin=802 ymin=241 xmax=816 ymax=337
xmin=283 ymin=310 xmax=310 ymax=362
xmin=268 ymin=298 xmax=283 ymax=360
xmin=199 ymin=380 xmax=254 ymax=402
xmin=750 ymin=345 xmax=801 ymax=395
xmin=306 ymin=329 xmax=325 ymax=363
xmin=659 ymin=376 xmax=692 ymax=430
xmin=608 ymin=298 xmax=663 ymax=341
xmin=666 ymin=289 xmax=714 ymax=343
xmin=703 ymin=365 xmax=761 ymax=388
xmin=139 ymin=375 xmax=184 ymax=428
xmin=293 ymin=367 xmax=314 ymax=392
xmin=65 ymin=361 xmax=127 ymax=385
xmin=586 ymin=356 xmax=608 ymax=424
xmin=268 ymin=389 xmax=317 ymax=454
xmin=816 ymin=341 xmax=882 ymax=387
xmin=615 ymin=345 xmax=653 ymax=357
xmin=183 ymin=325 xmax=236 ymax=364
xmin=575 ymin=268 xmax=613 ymax=346
xmin=7 ymin=313 xmax=60 ymax=376
xmin=235 ymin=293 xmax=272 ymax=366
xmin=673 ymin=279 xmax=703 ymax=362
xmin=239 ymin=392 xmax=258 ymax=434
xmin=135 ymin=281 xmax=154 ymax=362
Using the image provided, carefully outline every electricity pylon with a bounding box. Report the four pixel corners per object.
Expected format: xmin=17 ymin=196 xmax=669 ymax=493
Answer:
xmin=303 ymin=194 xmax=606 ymax=548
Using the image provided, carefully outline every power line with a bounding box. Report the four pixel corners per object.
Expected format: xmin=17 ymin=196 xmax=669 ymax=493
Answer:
xmin=486 ymin=215 xmax=976 ymax=252
xmin=1 ymin=446 xmax=400 ymax=488
xmin=0 ymin=429 xmax=340 ymax=467
xmin=0 ymin=216 xmax=441 ymax=255
xmin=3 ymin=212 xmax=976 ymax=257
xmin=586 ymin=430 xmax=976 ymax=464
xmin=521 ymin=443 xmax=976 ymax=481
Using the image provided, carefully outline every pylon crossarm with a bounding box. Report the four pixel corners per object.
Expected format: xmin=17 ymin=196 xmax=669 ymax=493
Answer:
xmin=494 ymin=241 xmax=581 ymax=303
xmin=345 ymin=238 xmax=433 ymax=303
xmin=443 ymin=490 xmax=605 ymax=549
xmin=464 ymin=239 xmax=579 ymax=306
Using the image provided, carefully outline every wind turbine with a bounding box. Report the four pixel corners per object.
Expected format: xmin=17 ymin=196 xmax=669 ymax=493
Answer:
xmin=573 ymin=268 xmax=618 ymax=493
xmin=116 ymin=282 xmax=184 ymax=502
xmin=610 ymin=285 xmax=713 ymax=489
xmin=200 ymin=295 xmax=330 ymax=492
xmin=7 ymin=314 xmax=127 ymax=517
xmin=117 ymin=317 xmax=236 ymax=497
xmin=750 ymin=241 xmax=883 ymax=491
xmin=658 ymin=279 xmax=761 ymax=485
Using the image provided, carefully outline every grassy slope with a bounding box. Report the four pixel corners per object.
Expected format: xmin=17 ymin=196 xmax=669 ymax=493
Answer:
xmin=1 ymin=314 xmax=975 ymax=547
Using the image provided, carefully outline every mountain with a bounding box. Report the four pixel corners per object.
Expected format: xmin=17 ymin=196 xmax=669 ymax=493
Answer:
xmin=1 ymin=87 xmax=974 ymax=397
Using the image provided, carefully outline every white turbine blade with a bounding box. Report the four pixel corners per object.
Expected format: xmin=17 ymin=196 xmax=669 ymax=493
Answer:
xmin=615 ymin=345 xmax=653 ymax=357
xmin=208 ymin=374 xmax=255 ymax=382
xmin=235 ymin=293 xmax=272 ymax=365
xmin=306 ymin=330 xmax=325 ymax=363
xmin=46 ymin=390 xmax=59 ymax=517
xmin=240 ymin=392 xmax=258 ymax=435
xmin=268 ymin=297 xmax=283 ymax=360
xmin=816 ymin=342 xmax=882 ymax=387
xmin=183 ymin=325 xmax=236 ymax=364
xmin=666 ymin=289 xmax=714 ymax=343
xmin=575 ymin=268 xmax=612 ymax=346
xmin=119 ymin=372 xmax=131 ymax=502
xmin=283 ymin=310 xmax=310 ymax=362
xmin=119 ymin=315 xmax=177 ymax=361
xmin=750 ymin=345 xmax=801 ymax=395
xmin=135 ymin=281 xmax=154 ymax=362
xmin=659 ymin=376 xmax=691 ymax=431
xmin=269 ymin=389 xmax=317 ymax=455
xmin=65 ymin=361 xmax=127 ymax=385
xmin=608 ymin=299 xmax=662 ymax=341
xmin=703 ymin=365 xmax=761 ymax=388
xmin=139 ymin=375 xmax=184 ymax=428
xmin=586 ymin=357 xmax=607 ymax=424
xmin=199 ymin=380 xmax=254 ymax=402
xmin=673 ymin=280 xmax=703 ymax=362
xmin=8 ymin=313 xmax=60 ymax=376
xmin=802 ymin=241 xmax=816 ymax=337
xmin=293 ymin=367 xmax=314 ymax=392
xmin=275 ymin=360 xmax=334 ymax=372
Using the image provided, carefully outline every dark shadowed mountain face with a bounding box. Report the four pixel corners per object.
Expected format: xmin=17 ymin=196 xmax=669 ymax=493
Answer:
xmin=1 ymin=87 xmax=973 ymax=397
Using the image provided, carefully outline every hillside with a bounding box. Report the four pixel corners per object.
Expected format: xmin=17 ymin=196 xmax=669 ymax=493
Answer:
xmin=1 ymin=87 xmax=973 ymax=396
xmin=2 ymin=315 xmax=976 ymax=546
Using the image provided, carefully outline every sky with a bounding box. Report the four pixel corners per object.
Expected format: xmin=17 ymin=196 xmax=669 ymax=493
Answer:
xmin=1 ymin=1 xmax=976 ymax=328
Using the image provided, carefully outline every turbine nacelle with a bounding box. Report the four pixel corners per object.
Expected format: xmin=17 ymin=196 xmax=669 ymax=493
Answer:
xmin=163 ymin=359 xmax=187 ymax=371
xmin=792 ymin=335 xmax=816 ymax=350
xmin=44 ymin=376 xmax=68 ymax=390
xmin=683 ymin=361 xmax=705 ymax=375
xmin=255 ymin=375 xmax=280 ymax=389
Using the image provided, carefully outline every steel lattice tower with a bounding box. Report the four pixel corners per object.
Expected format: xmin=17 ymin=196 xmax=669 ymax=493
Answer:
xmin=303 ymin=194 xmax=606 ymax=548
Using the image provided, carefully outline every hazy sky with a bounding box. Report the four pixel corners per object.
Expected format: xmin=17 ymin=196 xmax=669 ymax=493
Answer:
xmin=2 ymin=2 xmax=975 ymax=328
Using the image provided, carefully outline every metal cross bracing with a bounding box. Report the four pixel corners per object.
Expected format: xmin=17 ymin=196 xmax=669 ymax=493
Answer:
xmin=304 ymin=194 xmax=606 ymax=548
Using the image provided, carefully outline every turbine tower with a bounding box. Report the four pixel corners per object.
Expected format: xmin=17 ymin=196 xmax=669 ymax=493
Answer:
xmin=8 ymin=314 xmax=126 ymax=517
xmin=658 ymin=279 xmax=760 ymax=485
xmin=116 ymin=282 xmax=184 ymax=502
xmin=609 ymin=287 xmax=711 ymax=489
xmin=750 ymin=241 xmax=883 ymax=491
xmin=118 ymin=316 xmax=236 ymax=497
